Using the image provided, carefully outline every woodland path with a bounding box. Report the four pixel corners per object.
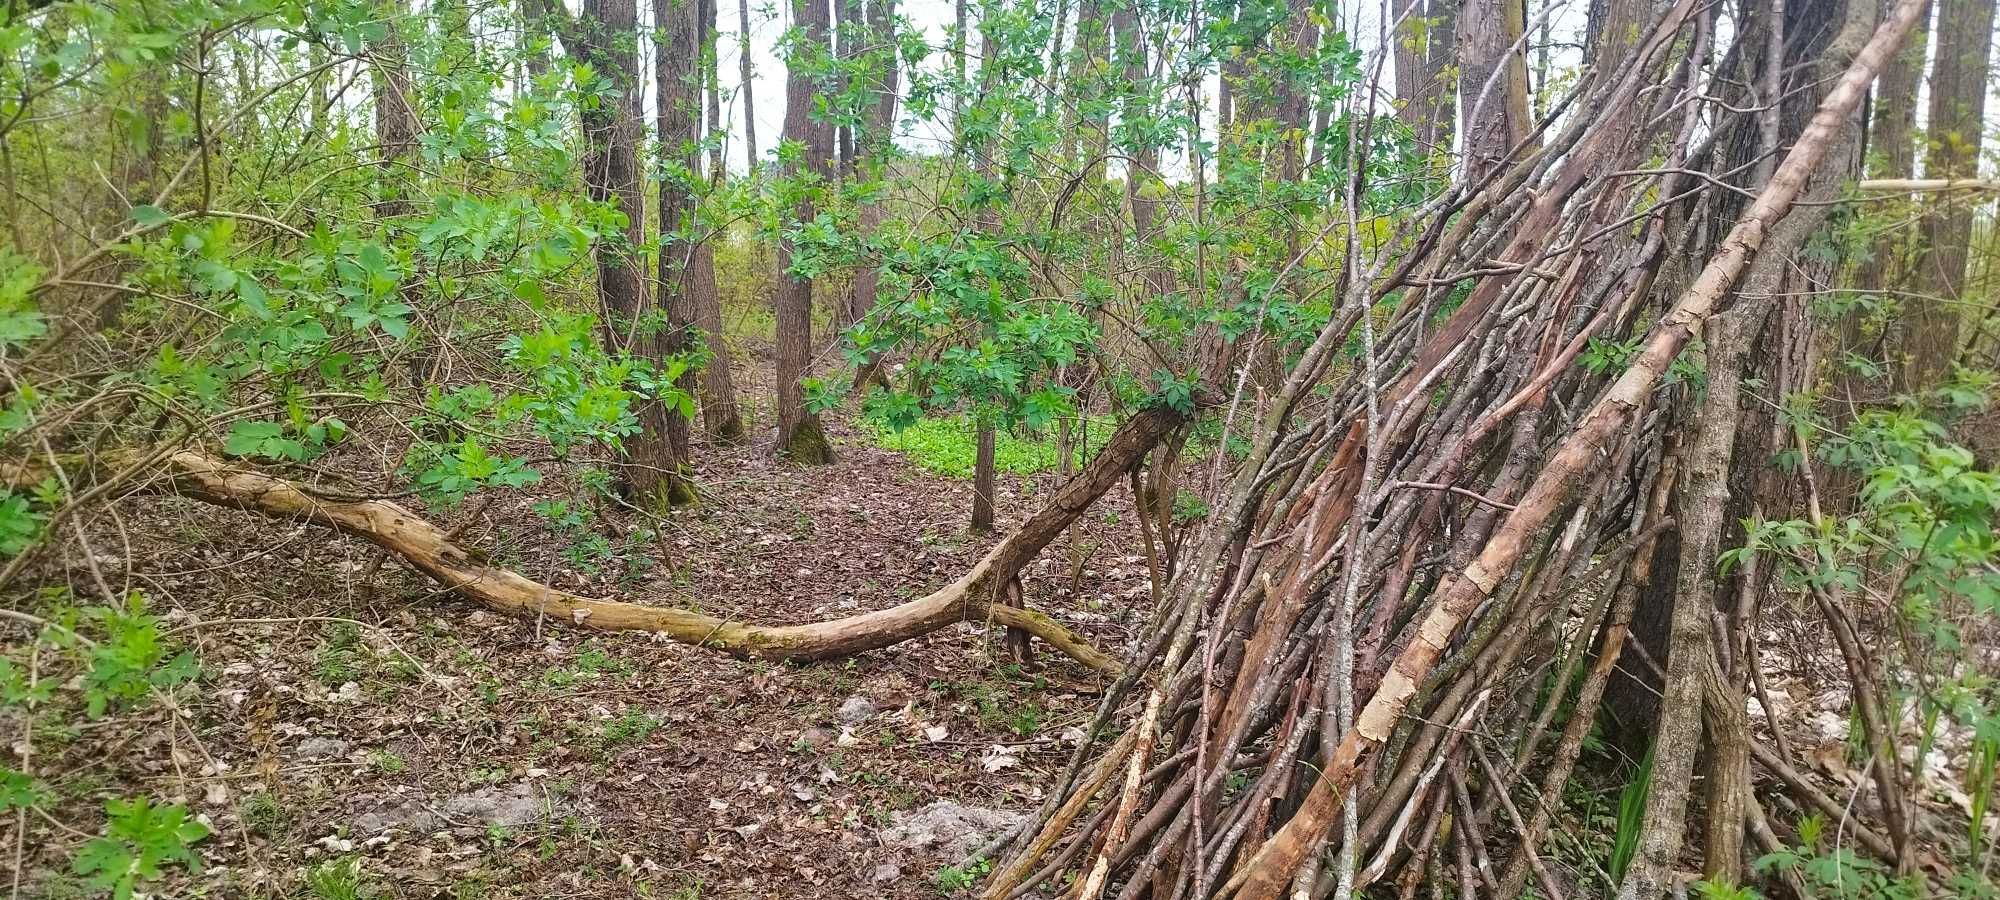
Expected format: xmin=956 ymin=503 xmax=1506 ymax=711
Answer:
xmin=28 ymin=357 xmax=1155 ymax=898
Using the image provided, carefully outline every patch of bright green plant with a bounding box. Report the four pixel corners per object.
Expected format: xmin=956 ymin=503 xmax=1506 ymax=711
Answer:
xmin=239 ymin=791 xmax=287 ymax=836
xmin=600 ymin=707 xmax=662 ymax=748
xmin=1607 ymin=744 xmax=1653 ymax=884
xmin=71 ymin=595 xmax=199 ymax=718
xmin=544 ymin=641 xmax=636 ymax=688
xmin=1691 ymin=878 xmax=1760 ymax=900
xmin=72 ymin=797 xmax=210 ymax=900
xmin=1753 ymin=814 xmax=1925 ymax=899
xmin=933 ymin=856 xmax=992 ymax=895
xmin=315 ymin=621 xmax=364 ymax=686
xmin=306 ymin=856 xmax=377 ymax=900
xmin=1172 ymin=489 xmax=1210 ymax=525
xmin=865 ymin=415 xmax=1099 ymax=479
xmin=367 ymin=749 xmax=408 ymax=775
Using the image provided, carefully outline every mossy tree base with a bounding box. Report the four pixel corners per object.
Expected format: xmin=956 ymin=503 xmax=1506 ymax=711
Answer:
xmin=707 ymin=414 xmax=748 ymax=447
xmin=620 ymin=465 xmax=699 ymax=509
xmin=778 ymin=417 xmax=835 ymax=465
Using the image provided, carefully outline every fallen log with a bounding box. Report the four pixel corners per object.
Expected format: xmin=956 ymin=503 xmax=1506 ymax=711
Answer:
xmin=15 ymin=406 xmax=1188 ymax=674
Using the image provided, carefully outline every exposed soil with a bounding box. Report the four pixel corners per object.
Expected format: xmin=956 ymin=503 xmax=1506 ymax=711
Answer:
xmin=9 ymin=357 xmax=1165 ymax=898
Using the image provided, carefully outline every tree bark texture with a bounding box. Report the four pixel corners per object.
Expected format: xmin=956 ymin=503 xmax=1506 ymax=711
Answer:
xmin=651 ymin=0 xmax=704 ymax=506
xmin=1904 ymin=0 xmax=1992 ymax=388
xmin=775 ymin=0 xmax=836 ymax=464
xmin=693 ymin=0 xmax=747 ymax=443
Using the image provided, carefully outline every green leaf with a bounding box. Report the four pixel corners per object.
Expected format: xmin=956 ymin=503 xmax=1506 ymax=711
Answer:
xmin=0 ymin=493 xmax=45 ymax=556
xmin=0 ymin=309 xmax=46 ymax=347
xmin=223 ymin=421 xmax=284 ymax=457
xmin=0 ymin=769 xmax=41 ymax=810
xmin=235 ymin=276 xmax=271 ymax=319
xmin=130 ymin=204 xmax=171 ymax=227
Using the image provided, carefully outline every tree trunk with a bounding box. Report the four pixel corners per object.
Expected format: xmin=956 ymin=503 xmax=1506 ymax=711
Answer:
xmin=540 ymin=0 xmax=684 ymax=499
xmin=520 ymin=0 xmax=552 ymax=81
xmin=954 ymin=0 xmax=969 ymax=125
xmin=1393 ymin=0 xmax=1427 ymax=137
xmin=1904 ymin=0 xmax=1992 ymax=389
xmin=972 ymin=420 xmax=997 ymax=533
xmin=845 ymin=0 xmax=899 ymax=329
xmin=835 ymin=0 xmax=862 ymax=175
xmin=1427 ymin=0 xmax=1460 ymax=154
xmin=1617 ymin=300 xmax=1768 ymax=899
xmin=1393 ymin=0 xmax=1459 ymax=153
xmin=1111 ymin=3 xmax=1163 ymax=298
xmin=1274 ymin=6 xmax=1318 ymax=186
xmin=703 ymin=0 xmax=724 ymax=177
xmin=738 ymin=0 xmax=759 ymax=167
xmin=694 ymin=0 xmax=746 ymax=443
xmin=1457 ymin=0 xmax=1533 ymax=182
xmin=369 ymin=1 xmax=419 ymax=221
xmin=649 ymin=0 xmax=706 ymax=506
xmin=1838 ymin=0 xmax=1925 ymax=426
xmin=775 ymin=0 xmax=835 ymax=464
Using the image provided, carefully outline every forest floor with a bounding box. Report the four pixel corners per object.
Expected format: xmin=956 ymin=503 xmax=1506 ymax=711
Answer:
xmin=17 ymin=338 xmax=1975 ymax=899
xmin=16 ymin=346 xmax=1163 ymax=899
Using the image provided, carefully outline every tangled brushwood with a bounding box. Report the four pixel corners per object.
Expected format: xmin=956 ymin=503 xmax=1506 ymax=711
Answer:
xmin=982 ymin=0 xmax=1974 ymax=897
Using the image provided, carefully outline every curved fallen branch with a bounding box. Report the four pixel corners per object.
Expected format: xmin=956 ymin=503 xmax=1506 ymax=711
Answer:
xmin=25 ymin=407 xmax=1188 ymax=675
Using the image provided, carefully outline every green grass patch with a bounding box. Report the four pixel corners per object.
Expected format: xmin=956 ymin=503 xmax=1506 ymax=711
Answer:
xmin=866 ymin=415 xmax=1112 ymax=479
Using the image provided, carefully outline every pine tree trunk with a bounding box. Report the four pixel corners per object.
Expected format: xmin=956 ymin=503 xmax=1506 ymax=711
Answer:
xmin=775 ymin=0 xmax=835 ymax=464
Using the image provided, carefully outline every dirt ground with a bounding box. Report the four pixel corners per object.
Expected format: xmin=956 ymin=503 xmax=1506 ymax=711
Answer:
xmin=10 ymin=359 xmax=1164 ymax=899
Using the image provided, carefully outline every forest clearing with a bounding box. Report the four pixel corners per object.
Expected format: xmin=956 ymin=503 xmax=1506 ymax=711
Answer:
xmin=3 ymin=0 xmax=2000 ymax=897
